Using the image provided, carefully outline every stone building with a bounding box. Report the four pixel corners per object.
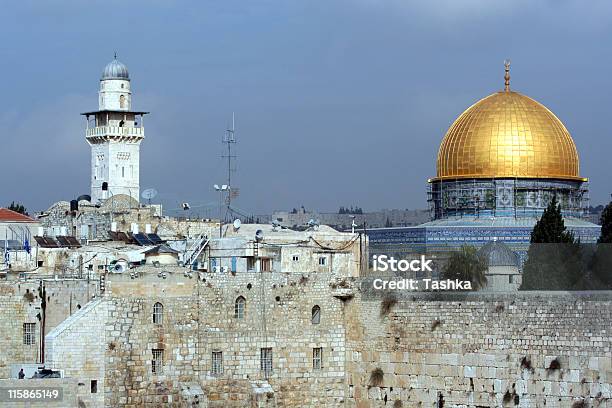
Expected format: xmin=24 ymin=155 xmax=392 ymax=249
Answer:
xmin=477 ymin=240 xmax=521 ymax=291
xmin=272 ymin=208 xmax=430 ymax=230
xmin=0 ymin=208 xmax=40 ymax=272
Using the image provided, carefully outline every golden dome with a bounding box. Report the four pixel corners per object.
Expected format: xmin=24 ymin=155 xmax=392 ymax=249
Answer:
xmin=434 ymin=89 xmax=583 ymax=181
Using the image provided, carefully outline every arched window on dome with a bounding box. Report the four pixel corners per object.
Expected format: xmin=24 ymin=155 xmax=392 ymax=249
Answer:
xmin=153 ymin=302 xmax=163 ymax=325
xmin=311 ymin=305 xmax=321 ymax=325
xmin=235 ymin=296 xmax=246 ymax=319
xmin=120 ymin=95 xmax=125 ymax=109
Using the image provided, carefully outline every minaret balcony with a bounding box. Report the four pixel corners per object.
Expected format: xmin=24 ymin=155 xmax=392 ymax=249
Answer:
xmin=85 ymin=126 xmax=145 ymax=142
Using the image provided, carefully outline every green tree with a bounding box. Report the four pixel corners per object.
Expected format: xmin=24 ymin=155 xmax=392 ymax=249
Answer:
xmin=529 ymin=196 xmax=574 ymax=244
xmin=441 ymin=246 xmax=488 ymax=290
xmin=598 ymin=201 xmax=612 ymax=244
xmin=520 ymin=196 xmax=584 ymax=290
xmin=7 ymin=202 xmax=28 ymax=216
xmin=591 ymin=201 xmax=612 ymax=286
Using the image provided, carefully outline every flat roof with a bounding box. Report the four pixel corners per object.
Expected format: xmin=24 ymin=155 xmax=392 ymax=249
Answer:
xmin=81 ymin=110 xmax=149 ymax=116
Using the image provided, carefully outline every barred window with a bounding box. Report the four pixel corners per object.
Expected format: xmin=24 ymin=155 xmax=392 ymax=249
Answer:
xmin=212 ymin=351 xmax=223 ymax=376
xmin=318 ymin=256 xmax=327 ymax=266
xmin=235 ymin=296 xmax=246 ymax=319
xmin=152 ymin=349 xmax=164 ymax=374
xmin=260 ymin=258 xmax=271 ymax=272
xmin=260 ymin=348 xmax=273 ymax=378
xmin=313 ymin=347 xmax=323 ymax=370
xmin=23 ymin=323 xmax=35 ymax=345
xmin=153 ymin=302 xmax=163 ymax=325
xmin=311 ymin=305 xmax=321 ymax=325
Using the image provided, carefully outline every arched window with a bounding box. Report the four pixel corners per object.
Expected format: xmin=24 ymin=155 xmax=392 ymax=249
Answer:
xmin=311 ymin=305 xmax=321 ymax=325
xmin=235 ymin=296 xmax=246 ymax=319
xmin=153 ymin=302 xmax=163 ymax=325
xmin=119 ymin=95 xmax=125 ymax=108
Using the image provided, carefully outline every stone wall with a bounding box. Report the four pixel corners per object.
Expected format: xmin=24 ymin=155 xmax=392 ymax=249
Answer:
xmin=45 ymin=298 xmax=108 ymax=407
xmin=346 ymin=291 xmax=612 ymax=407
xmin=0 ymin=279 xmax=98 ymax=379
xmin=15 ymin=271 xmax=612 ymax=408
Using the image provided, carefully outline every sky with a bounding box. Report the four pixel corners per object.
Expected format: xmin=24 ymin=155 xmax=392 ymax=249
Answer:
xmin=1 ymin=0 xmax=612 ymax=215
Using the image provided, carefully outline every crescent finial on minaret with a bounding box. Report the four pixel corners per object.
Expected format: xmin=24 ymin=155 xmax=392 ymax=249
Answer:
xmin=504 ymin=59 xmax=511 ymax=92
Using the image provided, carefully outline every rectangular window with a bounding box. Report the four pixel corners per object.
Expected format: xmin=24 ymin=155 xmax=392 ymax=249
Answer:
xmin=292 ymin=255 xmax=299 ymax=262
xmin=260 ymin=258 xmax=271 ymax=272
xmin=319 ymin=256 xmax=327 ymax=266
xmin=247 ymin=257 xmax=255 ymax=271
xmin=231 ymin=257 xmax=237 ymax=273
xmin=313 ymin=347 xmax=323 ymax=370
xmin=90 ymin=380 xmax=98 ymax=394
xmin=260 ymin=348 xmax=273 ymax=377
xmin=152 ymin=349 xmax=164 ymax=374
xmin=212 ymin=351 xmax=223 ymax=376
xmin=23 ymin=323 xmax=35 ymax=345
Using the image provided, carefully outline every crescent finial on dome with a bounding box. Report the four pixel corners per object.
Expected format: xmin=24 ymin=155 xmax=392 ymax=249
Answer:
xmin=504 ymin=59 xmax=511 ymax=92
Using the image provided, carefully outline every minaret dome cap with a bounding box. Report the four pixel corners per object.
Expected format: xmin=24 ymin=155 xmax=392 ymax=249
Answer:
xmin=101 ymin=55 xmax=129 ymax=80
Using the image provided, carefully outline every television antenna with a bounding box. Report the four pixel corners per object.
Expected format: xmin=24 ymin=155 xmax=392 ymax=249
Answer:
xmin=221 ymin=113 xmax=237 ymax=210
xmin=141 ymin=188 xmax=158 ymax=205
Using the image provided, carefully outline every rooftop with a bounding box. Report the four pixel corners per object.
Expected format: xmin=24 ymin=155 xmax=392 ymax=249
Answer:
xmin=0 ymin=208 xmax=36 ymax=223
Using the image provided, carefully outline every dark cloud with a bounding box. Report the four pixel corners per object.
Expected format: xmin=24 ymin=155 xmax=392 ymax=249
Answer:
xmin=1 ymin=0 xmax=611 ymax=214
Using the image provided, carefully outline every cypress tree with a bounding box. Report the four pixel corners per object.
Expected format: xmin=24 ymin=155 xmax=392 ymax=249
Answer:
xmin=598 ymin=201 xmax=612 ymax=244
xmin=520 ymin=196 xmax=582 ymax=290
xmin=529 ymin=196 xmax=574 ymax=243
xmin=592 ymin=201 xmax=612 ymax=286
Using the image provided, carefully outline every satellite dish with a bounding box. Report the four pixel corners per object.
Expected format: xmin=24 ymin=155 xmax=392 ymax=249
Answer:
xmin=233 ymin=219 xmax=242 ymax=230
xmin=113 ymin=259 xmax=129 ymax=274
xmin=182 ymin=202 xmax=191 ymax=210
xmin=142 ymin=188 xmax=158 ymax=202
xmin=255 ymin=229 xmax=264 ymax=242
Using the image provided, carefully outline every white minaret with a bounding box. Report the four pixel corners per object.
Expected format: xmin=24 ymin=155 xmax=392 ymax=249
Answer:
xmin=83 ymin=55 xmax=147 ymax=204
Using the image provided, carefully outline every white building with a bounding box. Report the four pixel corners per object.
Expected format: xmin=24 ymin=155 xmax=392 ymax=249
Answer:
xmin=83 ymin=56 xmax=148 ymax=204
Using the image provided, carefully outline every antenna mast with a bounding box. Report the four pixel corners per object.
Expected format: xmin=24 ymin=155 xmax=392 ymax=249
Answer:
xmin=221 ymin=113 xmax=237 ymax=216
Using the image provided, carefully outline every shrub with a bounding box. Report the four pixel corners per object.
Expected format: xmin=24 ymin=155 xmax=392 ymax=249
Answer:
xmin=520 ymin=356 xmax=533 ymax=371
xmin=431 ymin=319 xmax=441 ymax=331
xmin=369 ymin=368 xmax=384 ymax=387
xmin=548 ymin=358 xmax=561 ymax=370
xmin=23 ymin=292 xmax=35 ymax=303
xmin=380 ymin=294 xmax=397 ymax=317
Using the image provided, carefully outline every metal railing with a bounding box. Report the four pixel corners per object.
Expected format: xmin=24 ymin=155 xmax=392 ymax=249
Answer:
xmin=86 ymin=126 xmax=144 ymax=138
